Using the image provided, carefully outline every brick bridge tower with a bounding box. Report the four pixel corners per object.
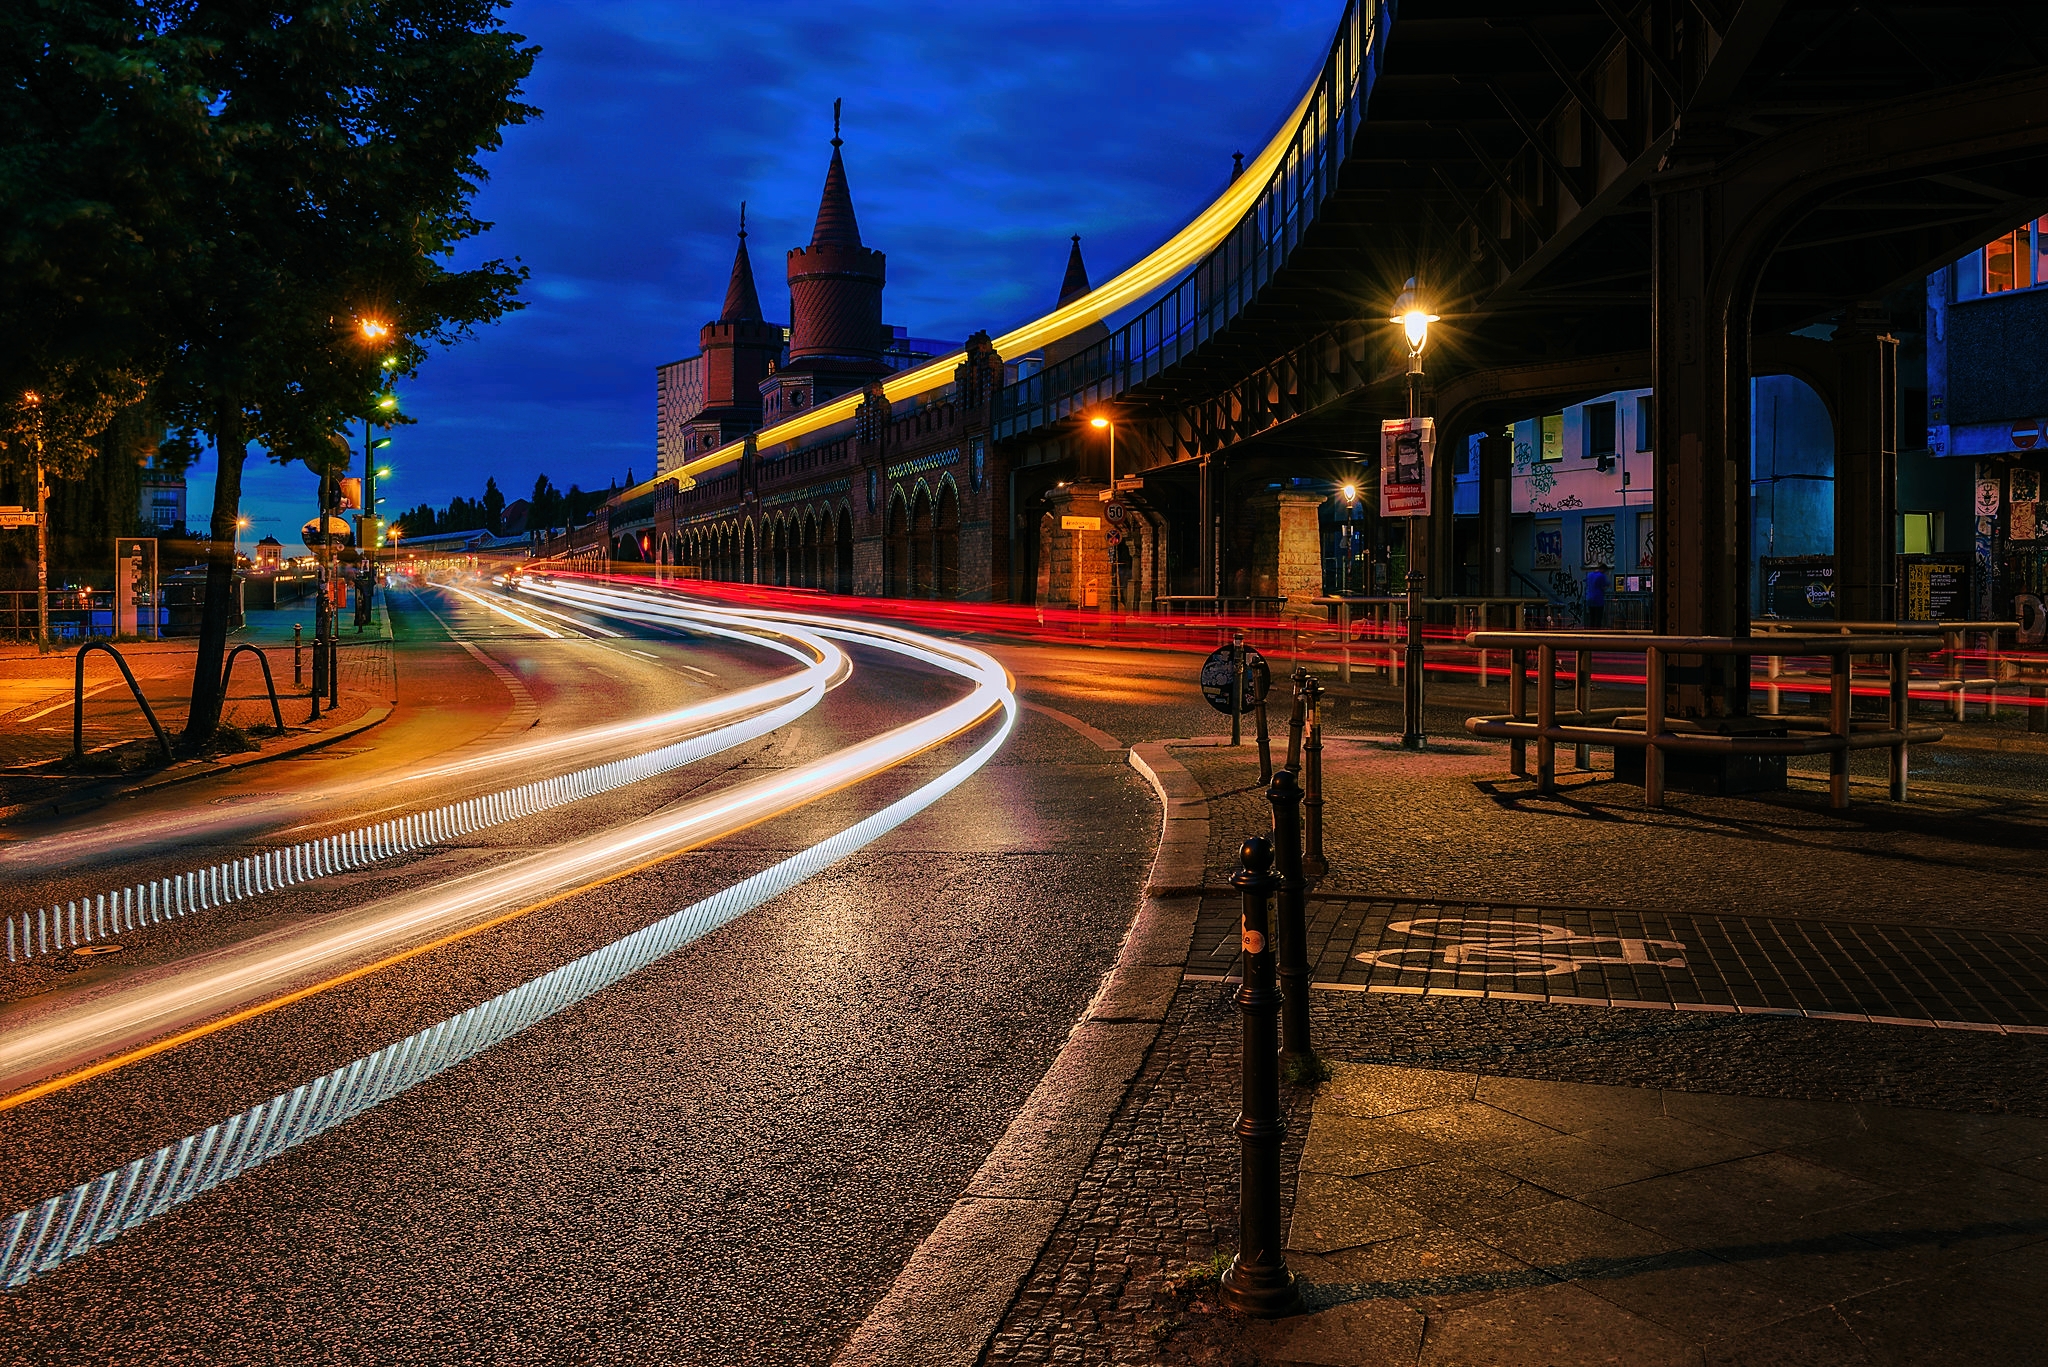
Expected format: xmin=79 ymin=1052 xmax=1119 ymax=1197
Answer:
xmin=697 ymin=204 xmax=782 ymax=433
xmin=770 ymin=100 xmax=890 ymax=418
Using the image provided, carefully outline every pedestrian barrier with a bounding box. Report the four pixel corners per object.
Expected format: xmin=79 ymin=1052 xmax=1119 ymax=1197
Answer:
xmin=1463 ymin=631 xmax=1947 ymax=809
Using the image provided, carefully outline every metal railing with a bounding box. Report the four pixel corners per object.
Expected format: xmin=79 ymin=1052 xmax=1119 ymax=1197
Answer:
xmin=1464 ymin=632 xmax=1947 ymax=811
xmin=991 ymin=0 xmax=1387 ymax=438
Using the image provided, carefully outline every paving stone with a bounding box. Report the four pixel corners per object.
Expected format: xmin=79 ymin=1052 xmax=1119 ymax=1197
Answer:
xmin=1415 ymin=1279 xmax=1701 ymax=1366
xmin=1480 ymin=1132 xmax=1668 ymax=1197
xmin=1315 ymin=1227 xmax=1546 ymax=1314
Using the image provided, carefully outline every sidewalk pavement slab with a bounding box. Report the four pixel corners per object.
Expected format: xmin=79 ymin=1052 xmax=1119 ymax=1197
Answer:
xmin=1252 ymin=1061 xmax=2048 ymax=1366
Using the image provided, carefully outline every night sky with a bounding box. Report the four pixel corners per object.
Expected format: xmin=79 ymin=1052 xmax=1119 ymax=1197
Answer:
xmin=206 ymin=1 xmax=1337 ymax=545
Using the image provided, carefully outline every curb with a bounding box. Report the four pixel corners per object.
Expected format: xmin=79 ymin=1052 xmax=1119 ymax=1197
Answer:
xmin=0 ymin=704 xmax=395 ymax=827
xmin=830 ymin=740 xmax=1212 ymax=1367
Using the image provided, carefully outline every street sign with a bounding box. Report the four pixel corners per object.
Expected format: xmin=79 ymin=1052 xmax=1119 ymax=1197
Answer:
xmin=0 ymin=510 xmax=38 ymax=529
xmin=1105 ymin=528 xmax=1123 ymax=545
xmin=1061 ymin=515 xmax=1101 ymax=531
xmin=1199 ymin=645 xmax=1270 ymax=714
xmin=1105 ymin=501 xmax=1127 ymax=524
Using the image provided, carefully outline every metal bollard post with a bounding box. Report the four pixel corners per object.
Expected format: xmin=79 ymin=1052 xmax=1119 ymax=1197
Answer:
xmin=308 ymin=634 xmax=323 ymax=721
xmin=1231 ymin=630 xmax=1246 ymax=747
xmin=293 ymin=623 xmax=303 ymax=686
xmin=1303 ymin=674 xmax=1326 ymax=879
xmin=1255 ymin=693 xmax=1273 ymax=784
xmin=1285 ymin=668 xmax=1306 ymax=773
xmin=1218 ymin=836 xmax=1301 ymax=1317
xmin=1267 ymin=770 xmax=1319 ymax=1081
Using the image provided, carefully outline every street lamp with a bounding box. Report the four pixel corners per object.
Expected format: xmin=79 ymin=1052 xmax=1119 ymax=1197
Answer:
xmin=1386 ymin=278 xmax=1438 ymax=750
xmin=21 ymin=390 xmax=48 ymax=650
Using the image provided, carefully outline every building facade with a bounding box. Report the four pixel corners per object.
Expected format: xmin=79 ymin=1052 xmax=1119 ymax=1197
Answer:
xmin=1927 ymin=218 xmax=2048 ymax=619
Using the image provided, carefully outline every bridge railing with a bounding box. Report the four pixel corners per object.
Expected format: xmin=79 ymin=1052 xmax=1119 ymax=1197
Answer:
xmin=993 ymin=0 xmax=1387 ymax=440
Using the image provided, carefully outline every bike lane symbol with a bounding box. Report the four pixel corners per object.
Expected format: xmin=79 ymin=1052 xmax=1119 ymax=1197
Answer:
xmin=1356 ymin=918 xmax=1688 ymax=978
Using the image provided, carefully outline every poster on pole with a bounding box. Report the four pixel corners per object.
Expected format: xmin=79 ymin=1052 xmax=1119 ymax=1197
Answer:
xmin=1379 ymin=417 xmax=1435 ymax=518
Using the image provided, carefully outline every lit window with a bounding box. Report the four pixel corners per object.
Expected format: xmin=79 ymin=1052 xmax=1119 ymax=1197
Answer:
xmin=1984 ymin=219 xmax=2044 ymax=293
xmin=1540 ymin=414 xmax=1563 ymax=462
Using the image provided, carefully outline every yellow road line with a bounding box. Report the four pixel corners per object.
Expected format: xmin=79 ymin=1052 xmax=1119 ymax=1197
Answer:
xmin=0 ymin=698 xmax=1000 ymax=1114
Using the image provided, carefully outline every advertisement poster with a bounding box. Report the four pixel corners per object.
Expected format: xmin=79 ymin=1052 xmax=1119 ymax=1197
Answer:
xmin=1378 ymin=417 xmax=1435 ymax=518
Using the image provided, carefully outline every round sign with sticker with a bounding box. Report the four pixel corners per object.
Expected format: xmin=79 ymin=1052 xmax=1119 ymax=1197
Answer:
xmin=1242 ymin=924 xmax=1266 ymax=954
xmin=1199 ymin=646 xmax=1271 ymax=714
xmin=1105 ymin=501 xmax=1126 ymax=525
xmin=1105 ymin=528 xmax=1123 ymax=545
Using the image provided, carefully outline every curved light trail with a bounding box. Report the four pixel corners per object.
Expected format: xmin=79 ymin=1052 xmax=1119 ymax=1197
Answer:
xmin=0 ymin=586 xmax=833 ymax=878
xmin=622 ymin=38 xmax=1332 ymax=496
xmin=3 ymin=611 xmax=849 ymax=961
xmin=0 ymin=603 xmax=1015 ymax=1290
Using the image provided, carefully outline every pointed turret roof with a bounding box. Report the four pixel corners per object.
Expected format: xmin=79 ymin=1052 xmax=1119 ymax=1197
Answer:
xmin=811 ymin=99 xmax=863 ymax=248
xmin=1057 ymin=235 xmax=1092 ymax=306
xmin=720 ymin=203 xmax=763 ymax=322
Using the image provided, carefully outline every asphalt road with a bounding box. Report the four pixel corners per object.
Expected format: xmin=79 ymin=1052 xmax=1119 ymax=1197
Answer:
xmin=0 ymin=585 xmax=1159 ymax=1364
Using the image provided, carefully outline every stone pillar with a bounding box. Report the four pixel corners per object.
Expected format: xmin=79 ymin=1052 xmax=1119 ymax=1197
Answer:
xmin=1833 ymin=305 xmax=1899 ymax=622
xmin=1651 ymin=132 xmax=1754 ymax=715
xmin=1246 ymin=490 xmax=1327 ymax=618
xmin=1039 ymin=482 xmax=1114 ymax=607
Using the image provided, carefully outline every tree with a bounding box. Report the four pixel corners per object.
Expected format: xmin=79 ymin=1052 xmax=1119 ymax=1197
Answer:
xmin=482 ymin=475 xmax=505 ymax=533
xmin=146 ymin=3 xmax=537 ymax=741
xmin=528 ymin=473 xmax=559 ymax=537
xmin=0 ymin=5 xmax=208 ymax=601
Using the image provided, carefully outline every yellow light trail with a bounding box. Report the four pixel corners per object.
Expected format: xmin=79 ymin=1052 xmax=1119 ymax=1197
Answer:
xmin=617 ymin=69 xmax=1324 ymax=498
xmin=0 ymin=601 xmax=1010 ymax=1111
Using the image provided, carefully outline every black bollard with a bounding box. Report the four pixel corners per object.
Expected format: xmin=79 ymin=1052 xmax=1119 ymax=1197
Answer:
xmin=1268 ymin=769 xmax=1319 ymax=1081
xmin=1285 ymin=668 xmax=1306 ymax=773
xmin=1255 ymin=693 xmax=1273 ymax=783
xmin=1303 ymin=674 xmax=1327 ymax=879
xmin=1219 ymin=836 xmax=1301 ymax=1317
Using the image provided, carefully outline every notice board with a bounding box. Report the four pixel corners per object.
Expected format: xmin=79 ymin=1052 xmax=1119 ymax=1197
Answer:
xmin=1758 ymin=555 xmax=1836 ymax=620
xmin=1899 ymin=556 xmax=1971 ymax=621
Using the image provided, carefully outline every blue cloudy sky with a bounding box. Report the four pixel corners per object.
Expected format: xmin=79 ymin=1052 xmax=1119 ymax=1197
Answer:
xmin=208 ymin=0 xmax=1338 ymax=542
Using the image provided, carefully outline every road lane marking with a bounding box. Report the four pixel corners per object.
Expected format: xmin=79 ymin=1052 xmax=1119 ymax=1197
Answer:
xmin=0 ymin=606 xmax=1016 ymax=1290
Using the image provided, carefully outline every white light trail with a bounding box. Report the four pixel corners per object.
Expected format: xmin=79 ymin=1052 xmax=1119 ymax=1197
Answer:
xmin=0 ymin=594 xmax=842 ymax=879
xmin=0 ymin=604 xmax=1014 ymax=1290
xmin=432 ymin=581 xmax=566 ymax=637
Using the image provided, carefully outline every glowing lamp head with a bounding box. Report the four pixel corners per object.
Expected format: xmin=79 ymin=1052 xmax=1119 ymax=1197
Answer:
xmin=377 ymin=395 xmax=397 ymax=411
xmin=1089 ymin=416 xmax=1110 ymax=429
xmin=1342 ymin=483 xmax=1357 ymax=503
xmin=358 ymin=319 xmax=390 ymax=341
xmin=1387 ymin=278 xmax=1439 ymax=357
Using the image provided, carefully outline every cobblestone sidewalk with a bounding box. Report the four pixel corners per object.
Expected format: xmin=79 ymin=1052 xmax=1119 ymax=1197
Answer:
xmin=981 ymin=736 xmax=2048 ymax=1366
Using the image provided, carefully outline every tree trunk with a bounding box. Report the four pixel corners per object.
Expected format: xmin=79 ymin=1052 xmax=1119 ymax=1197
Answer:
xmin=183 ymin=406 xmax=247 ymax=744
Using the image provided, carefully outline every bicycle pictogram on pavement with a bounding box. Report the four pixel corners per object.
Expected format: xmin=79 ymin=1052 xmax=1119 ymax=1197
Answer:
xmin=1355 ymin=918 xmax=1689 ymax=978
